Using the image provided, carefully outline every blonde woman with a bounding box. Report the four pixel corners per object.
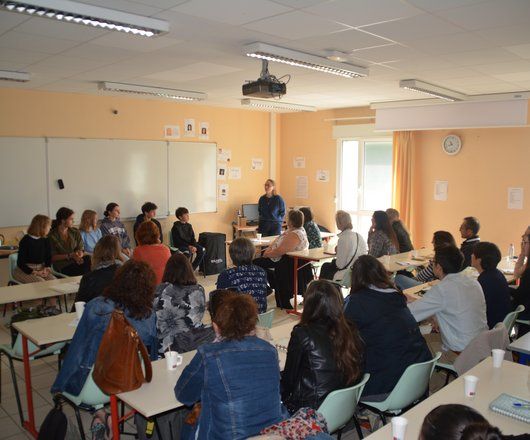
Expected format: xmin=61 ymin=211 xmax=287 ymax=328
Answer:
xmin=79 ymin=210 xmax=102 ymax=254
xmin=258 ymin=179 xmax=285 ymax=236
xmin=14 ymin=215 xmax=56 ymax=283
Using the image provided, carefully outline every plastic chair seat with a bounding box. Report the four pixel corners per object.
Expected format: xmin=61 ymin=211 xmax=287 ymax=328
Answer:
xmin=503 ymin=305 xmax=525 ymax=336
xmin=258 ymin=309 xmax=275 ymax=329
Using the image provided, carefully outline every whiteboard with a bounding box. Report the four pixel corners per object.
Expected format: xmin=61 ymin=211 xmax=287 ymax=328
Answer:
xmin=168 ymin=142 xmax=217 ymax=214
xmin=0 ymin=137 xmax=48 ymax=227
xmin=47 ymin=138 xmax=168 ymax=219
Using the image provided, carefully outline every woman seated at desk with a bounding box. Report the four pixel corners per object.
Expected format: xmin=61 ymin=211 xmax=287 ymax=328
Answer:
xmin=48 ymin=207 xmax=91 ymax=276
xmin=175 ymin=294 xmax=286 ymax=439
xmin=51 ymin=260 xmax=157 ymax=396
xmin=14 ymin=214 xmax=56 ymax=283
xmin=254 ymin=209 xmax=309 ymax=309
xmin=367 ymin=210 xmax=398 ymax=258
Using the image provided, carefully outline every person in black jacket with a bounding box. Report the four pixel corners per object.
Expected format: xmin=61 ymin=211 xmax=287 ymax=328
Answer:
xmin=344 ymin=255 xmax=431 ymax=399
xmin=471 ymin=242 xmax=511 ymax=329
xmin=459 ymin=216 xmax=480 ymax=268
xmin=281 ymin=280 xmax=364 ymax=413
xmin=74 ymin=235 xmax=121 ymax=304
xmin=512 ymin=230 xmax=530 ymax=332
xmin=133 ymin=202 xmax=163 ymax=245
xmin=386 ymin=208 xmax=413 ymax=253
xmin=171 ymin=207 xmax=205 ymax=270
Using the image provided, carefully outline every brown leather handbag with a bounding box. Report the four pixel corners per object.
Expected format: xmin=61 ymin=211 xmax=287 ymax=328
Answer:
xmin=93 ymin=309 xmax=152 ymax=394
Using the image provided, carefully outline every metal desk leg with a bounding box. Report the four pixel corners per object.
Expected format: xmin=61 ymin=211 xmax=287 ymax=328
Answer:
xmin=21 ymin=335 xmax=38 ymax=438
xmin=110 ymin=395 xmax=121 ymax=439
xmin=287 ymin=256 xmax=302 ymax=316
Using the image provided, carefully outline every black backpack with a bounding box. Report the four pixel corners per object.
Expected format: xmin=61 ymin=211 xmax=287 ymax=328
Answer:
xmin=37 ymin=398 xmax=67 ymax=440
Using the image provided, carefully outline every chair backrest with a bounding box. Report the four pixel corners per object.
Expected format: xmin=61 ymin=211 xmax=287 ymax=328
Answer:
xmin=503 ymin=305 xmax=525 ymax=335
xmin=382 ymin=352 xmax=441 ymax=412
xmin=12 ymin=333 xmax=65 ymax=360
xmin=258 ymin=309 xmax=275 ymax=329
xmin=318 ymin=373 xmax=370 ymax=433
xmin=8 ymin=252 xmax=19 ymax=284
xmin=168 ymin=231 xmax=174 ymax=248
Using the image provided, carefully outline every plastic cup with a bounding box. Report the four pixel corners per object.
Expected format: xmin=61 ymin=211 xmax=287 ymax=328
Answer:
xmin=256 ymin=233 xmax=262 ymax=241
xmin=391 ymin=416 xmax=408 ymax=440
xmin=412 ymin=250 xmax=419 ymax=258
xmin=165 ymin=351 xmax=181 ymax=370
xmin=74 ymin=301 xmax=85 ymax=321
xmin=464 ymin=375 xmax=479 ymax=397
xmin=492 ymin=349 xmax=505 ymax=368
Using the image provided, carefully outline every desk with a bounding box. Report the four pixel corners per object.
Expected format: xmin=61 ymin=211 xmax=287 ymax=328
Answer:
xmin=508 ymin=332 xmax=530 ymax=364
xmin=364 ymin=358 xmax=530 ymax=439
xmin=12 ymin=313 xmax=77 ymax=437
xmin=0 ymin=276 xmax=81 ymax=305
xmin=286 ymin=248 xmax=334 ymax=315
xmin=378 ymin=248 xmax=432 ymax=273
xmin=232 ymin=224 xmax=259 ymax=238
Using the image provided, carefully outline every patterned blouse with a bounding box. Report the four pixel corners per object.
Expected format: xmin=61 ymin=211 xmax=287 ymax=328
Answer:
xmin=153 ymin=282 xmax=206 ymax=354
xmin=367 ymin=230 xmax=398 ymax=258
xmin=216 ymin=264 xmax=269 ymax=313
xmin=304 ymin=221 xmax=322 ymax=249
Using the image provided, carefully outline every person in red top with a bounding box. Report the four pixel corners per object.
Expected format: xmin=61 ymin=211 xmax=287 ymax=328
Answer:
xmin=133 ymin=221 xmax=171 ymax=284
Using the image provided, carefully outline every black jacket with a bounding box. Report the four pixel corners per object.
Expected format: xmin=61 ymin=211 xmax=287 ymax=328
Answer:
xmin=392 ymin=221 xmax=413 ymax=253
xmin=344 ymin=287 xmax=431 ymax=397
xmin=133 ymin=214 xmax=163 ymax=245
xmin=478 ymin=269 xmax=512 ymax=329
xmin=460 ymin=236 xmax=480 ymax=268
xmin=74 ymin=264 xmax=119 ymax=304
xmin=171 ymin=222 xmax=197 ymax=248
xmin=281 ymin=322 xmax=357 ymax=413
xmin=513 ymin=268 xmax=530 ymax=320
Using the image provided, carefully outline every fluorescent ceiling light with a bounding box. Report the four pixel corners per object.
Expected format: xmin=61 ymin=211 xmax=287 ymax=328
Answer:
xmin=0 ymin=70 xmax=30 ymax=82
xmin=99 ymin=82 xmax=206 ymax=101
xmin=243 ymin=42 xmax=367 ymax=78
xmin=1 ymin=0 xmax=169 ymax=37
xmin=399 ymin=79 xmax=466 ymax=102
xmin=241 ymin=98 xmax=316 ymax=112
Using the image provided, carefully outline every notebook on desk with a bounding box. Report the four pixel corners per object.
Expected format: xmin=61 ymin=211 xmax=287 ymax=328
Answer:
xmin=489 ymin=393 xmax=530 ymax=423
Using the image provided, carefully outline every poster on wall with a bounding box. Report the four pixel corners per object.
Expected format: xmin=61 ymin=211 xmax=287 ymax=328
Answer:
xmin=199 ymin=122 xmax=209 ymax=140
xmin=434 ymin=180 xmax=448 ymax=201
xmin=296 ymin=176 xmax=308 ymax=199
xmin=251 ymin=158 xmax=264 ymax=170
xmin=217 ymin=166 xmax=227 ymax=180
xmin=316 ymin=170 xmax=330 ymax=182
xmin=218 ymin=148 xmax=231 ymax=163
xmin=219 ymin=184 xmax=229 ymax=201
xmin=184 ymin=119 xmax=195 ymax=137
xmin=228 ymin=167 xmax=241 ymax=180
xmin=508 ymin=187 xmax=524 ymax=210
xmin=293 ymin=156 xmax=306 ymax=168
xmin=164 ymin=125 xmax=180 ymax=139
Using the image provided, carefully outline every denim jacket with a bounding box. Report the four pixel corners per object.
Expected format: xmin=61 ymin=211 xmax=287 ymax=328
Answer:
xmin=51 ymin=297 xmax=157 ymax=396
xmin=175 ymin=336 xmax=286 ymax=439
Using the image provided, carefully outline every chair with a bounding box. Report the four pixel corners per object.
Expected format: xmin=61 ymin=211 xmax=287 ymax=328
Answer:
xmin=360 ymin=352 xmax=441 ymax=424
xmin=317 ymin=373 xmax=370 ymax=440
xmin=3 ymin=253 xmax=21 ymax=316
xmin=258 ymin=309 xmax=275 ymax=329
xmin=57 ymin=367 xmax=110 ymax=440
xmin=168 ymin=232 xmax=206 ymax=277
xmin=168 ymin=231 xmax=178 ymax=252
xmin=503 ymin=305 xmax=525 ymax=338
xmin=0 ymin=334 xmax=66 ymax=425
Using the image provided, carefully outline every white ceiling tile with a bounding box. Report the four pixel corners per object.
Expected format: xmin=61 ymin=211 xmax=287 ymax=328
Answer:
xmin=360 ymin=14 xmax=464 ymax=41
xmin=14 ymin=17 xmax=107 ymax=42
xmin=304 ymin=0 xmax=422 ymax=28
xmin=490 ymin=71 xmax=530 ymax=82
xmin=0 ymin=48 xmax=50 ymax=67
xmin=410 ymin=67 xmax=482 ymax=81
xmin=505 ymin=43 xmax=530 ymax=60
xmin=475 ymin=24 xmax=530 ymax=46
xmin=291 ymin=28 xmax=392 ymax=53
xmin=172 ymin=0 xmax=292 ymax=26
xmin=144 ymin=62 xmax=242 ymax=82
xmin=383 ymin=56 xmax=460 ymax=71
xmin=352 ymin=44 xmax=422 ymax=63
xmin=510 ymin=79 xmax=530 ymax=88
xmin=0 ymin=31 xmax=80 ymax=54
xmin=243 ymin=10 xmax=349 ymax=40
xmin=26 ymin=55 xmax=114 ymax=77
xmin=435 ymin=0 xmax=530 ymax=31
xmin=472 ymin=60 xmax=530 ymax=75
xmin=271 ymin=0 xmax=328 ymax=7
xmin=0 ymin=10 xmax=31 ymax=35
xmin=90 ymin=33 xmax=182 ymax=52
xmin=59 ymin=43 xmax=138 ymax=62
xmin=405 ymin=32 xmax=492 ymax=55
xmin=131 ymin=0 xmax=190 ymax=8
xmin=76 ymin=0 xmax=163 ymax=16
xmin=441 ymin=48 xmax=518 ymax=66
xmin=464 ymin=82 xmax=522 ymax=93
xmin=406 ymin=0 xmax=489 ymax=13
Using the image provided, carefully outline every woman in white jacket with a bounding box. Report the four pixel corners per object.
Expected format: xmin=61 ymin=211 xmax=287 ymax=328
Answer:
xmin=320 ymin=210 xmax=367 ymax=284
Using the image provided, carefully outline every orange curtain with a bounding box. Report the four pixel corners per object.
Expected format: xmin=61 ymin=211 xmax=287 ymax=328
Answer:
xmin=391 ymin=131 xmax=414 ymax=233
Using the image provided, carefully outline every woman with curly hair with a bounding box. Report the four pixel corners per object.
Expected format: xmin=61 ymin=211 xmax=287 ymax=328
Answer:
xmin=51 ymin=260 xmax=158 ymax=396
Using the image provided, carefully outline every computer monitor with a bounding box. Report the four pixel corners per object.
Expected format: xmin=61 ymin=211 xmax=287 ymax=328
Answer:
xmin=242 ymin=203 xmax=259 ymax=225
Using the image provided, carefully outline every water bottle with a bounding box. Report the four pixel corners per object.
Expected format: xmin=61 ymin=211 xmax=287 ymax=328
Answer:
xmin=508 ymin=243 xmax=515 ymax=260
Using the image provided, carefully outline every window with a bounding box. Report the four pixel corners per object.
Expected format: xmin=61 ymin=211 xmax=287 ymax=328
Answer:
xmin=337 ymin=139 xmax=393 ymax=240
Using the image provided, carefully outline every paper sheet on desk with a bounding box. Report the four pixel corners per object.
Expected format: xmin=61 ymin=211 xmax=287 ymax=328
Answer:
xmin=51 ymin=282 xmax=80 ymax=294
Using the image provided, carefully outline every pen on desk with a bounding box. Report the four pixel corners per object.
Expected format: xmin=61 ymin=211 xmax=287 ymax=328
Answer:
xmin=513 ymin=403 xmax=530 ymax=408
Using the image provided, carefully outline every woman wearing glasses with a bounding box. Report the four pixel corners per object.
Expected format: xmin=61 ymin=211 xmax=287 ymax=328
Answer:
xmin=512 ymin=228 xmax=530 ymax=334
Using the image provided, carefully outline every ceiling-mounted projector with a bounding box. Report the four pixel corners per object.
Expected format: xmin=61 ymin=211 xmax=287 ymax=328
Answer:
xmin=242 ymin=60 xmax=287 ymax=98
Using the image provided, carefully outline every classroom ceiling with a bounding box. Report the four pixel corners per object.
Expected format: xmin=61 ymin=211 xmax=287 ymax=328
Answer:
xmin=1 ymin=0 xmax=530 ymax=110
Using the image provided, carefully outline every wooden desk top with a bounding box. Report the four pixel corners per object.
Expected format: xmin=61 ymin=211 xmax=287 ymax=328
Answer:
xmin=11 ymin=312 xmax=77 ymax=346
xmin=378 ymin=248 xmax=433 ymax=272
xmin=287 ymin=247 xmax=335 ymax=262
xmin=0 ymin=276 xmax=81 ymax=305
xmin=365 ymin=358 xmax=530 ymax=439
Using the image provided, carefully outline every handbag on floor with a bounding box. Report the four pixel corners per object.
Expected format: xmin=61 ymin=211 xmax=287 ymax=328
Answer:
xmin=93 ymin=309 xmax=152 ymax=394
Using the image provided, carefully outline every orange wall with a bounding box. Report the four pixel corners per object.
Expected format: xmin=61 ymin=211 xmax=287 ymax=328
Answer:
xmin=0 ymin=88 xmax=272 ymax=244
xmin=279 ymin=107 xmax=375 ymax=231
xmin=412 ymin=127 xmax=530 ymax=252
